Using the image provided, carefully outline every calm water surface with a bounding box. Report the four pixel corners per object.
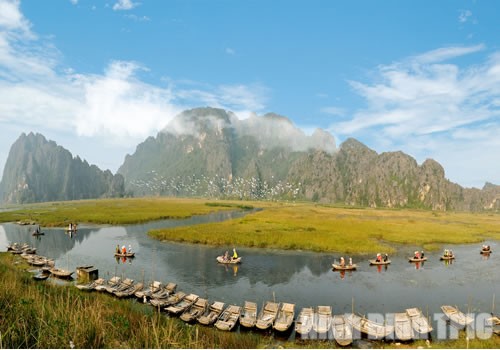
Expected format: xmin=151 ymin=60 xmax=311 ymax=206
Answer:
xmin=1 ymin=210 xmax=498 ymax=337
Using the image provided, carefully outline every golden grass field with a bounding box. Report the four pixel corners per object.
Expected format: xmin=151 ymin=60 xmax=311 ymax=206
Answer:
xmin=1 ymin=197 xmax=499 ymax=254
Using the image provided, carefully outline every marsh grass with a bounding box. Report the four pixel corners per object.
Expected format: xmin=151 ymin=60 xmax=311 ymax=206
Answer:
xmin=150 ymin=204 xmax=500 ymax=254
xmin=0 ymin=197 xmax=251 ymax=227
xmin=0 ymin=253 xmax=270 ymax=349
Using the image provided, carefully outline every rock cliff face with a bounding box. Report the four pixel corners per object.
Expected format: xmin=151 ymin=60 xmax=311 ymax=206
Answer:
xmin=0 ymin=133 xmax=124 ymax=204
xmin=118 ymin=107 xmax=498 ymax=211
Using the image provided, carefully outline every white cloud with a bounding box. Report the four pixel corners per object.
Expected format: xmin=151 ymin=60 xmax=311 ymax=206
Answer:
xmin=225 ymin=47 xmax=235 ymax=55
xmin=70 ymin=0 xmax=78 ymax=5
xmin=330 ymin=44 xmax=500 ymax=187
xmin=113 ymin=0 xmax=139 ymax=11
xmin=124 ymin=14 xmax=150 ymax=22
xmin=458 ymin=9 xmax=472 ymax=23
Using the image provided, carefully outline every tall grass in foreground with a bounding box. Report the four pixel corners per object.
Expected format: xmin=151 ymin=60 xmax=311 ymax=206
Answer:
xmin=0 ymin=253 xmax=265 ymax=349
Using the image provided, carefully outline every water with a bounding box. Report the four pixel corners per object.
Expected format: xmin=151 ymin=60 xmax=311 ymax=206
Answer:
xmin=1 ymin=211 xmax=499 ymax=338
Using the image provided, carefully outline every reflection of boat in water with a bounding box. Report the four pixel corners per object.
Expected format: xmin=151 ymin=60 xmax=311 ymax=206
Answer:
xmin=406 ymin=307 xmax=433 ymax=334
xmin=441 ymin=305 xmax=473 ymax=327
xmin=332 ymin=314 xmax=353 ymax=346
xmin=216 ymin=256 xmax=241 ymax=264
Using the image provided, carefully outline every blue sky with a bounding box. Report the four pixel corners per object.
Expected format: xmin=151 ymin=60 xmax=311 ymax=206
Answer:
xmin=0 ymin=0 xmax=499 ymax=188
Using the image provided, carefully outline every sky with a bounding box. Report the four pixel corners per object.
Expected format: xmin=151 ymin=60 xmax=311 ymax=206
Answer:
xmin=0 ymin=0 xmax=499 ymax=188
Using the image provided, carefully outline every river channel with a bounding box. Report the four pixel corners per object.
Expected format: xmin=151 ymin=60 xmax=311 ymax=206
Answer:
xmin=1 ymin=210 xmax=498 ymax=339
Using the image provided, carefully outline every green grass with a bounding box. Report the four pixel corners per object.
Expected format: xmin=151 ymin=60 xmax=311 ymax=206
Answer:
xmin=0 ymin=197 xmax=249 ymax=227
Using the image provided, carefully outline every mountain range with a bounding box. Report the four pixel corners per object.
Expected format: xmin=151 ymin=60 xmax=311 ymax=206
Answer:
xmin=1 ymin=107 xmax=499 ymax=211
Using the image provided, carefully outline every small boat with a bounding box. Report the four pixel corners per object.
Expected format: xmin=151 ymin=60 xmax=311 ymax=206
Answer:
xmin=440 ymin=255 xmax=455 ymax=261
xmin=369 ymin=259 xmax=391 ymax=265
xmin=49 ymin=267 xmax=74 ymax=279
xmin=214 ymin=305 xmax=241 ymax=331
xmin=33 ymin=272 xmax=50 ymax=281
xmin=114 ymin=252 xmax=135 ymax=258
xmin=480 ymin=249 xmax=492 ymax=254
xmin=394 ymin=312 xmax=415 ymax=341
xmin=32 ymin=231 xmax=45 ymax=236
xmin=135 ymin=280 xmax=162 ymax=300
xmin=75 ymin=278 xmax=106 ymax=291
xmin=295 ymin=307 xmax=314 ymax=337
xmin=332 ymin=263 xmax=357 ymax=270
xmin=406 ymin=308 xmax=433 ymax=334
xmin=114 ymin=282 xmax=144 ymax=298
xmin=273 ymin=302 xmax=295 ymax=332
xmin=313 ymin=305 xmax=333 ymax=337
xmin=180 ymin=297 xmax=208 ymax=323
xmin=345 ymin=313 xmax=394 ymax=339
xmin=216 ymin=256 xmax=242 ymax=264
xmin=255 ymin=301 xmax=279 ymax=330
xmin=332 ymin=314 xmax=353 ymax=346
xmin=165 ymin=293 xmax=198 ymax=314
xmin=151 ymin=289 xmax=185 ymax=308
xmin=487 ymin=315 xmax=500 ymax=335
xmin=198 ymin=301 xmax=225 ymax=326
xmin=240 ymin=301 xmax=258 ymax=328
xmin=441 ymin=305 xmax=473 ymax=327
xmin=408 ymin=257 xmax=427 ymax=262
xmin=106 ymin=278 xmax=134 ymax=294
xmin=95 ymin=276 xmax=121 ymax=292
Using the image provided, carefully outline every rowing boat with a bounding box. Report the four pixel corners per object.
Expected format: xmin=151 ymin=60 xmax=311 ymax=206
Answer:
xmin=313 ymin=305 xmax=332 ymax=338
xmin=214 ymin=305 xmax=241 ymax=331
xmin=369 ymin=259 xmax=391 ymax=265
xmin=240 ymin=301 xmax=258 ymax=328
xmin=198 ymin=301 xmax=225 ymax=326
xmin=345 ymin=313 xmax=394 ymax=339
xmin=180 ymin=297 xmax=208 ymax=323
xmin=441 ymin=305 xmax=473 ymax=327
xmin=295 ymin=307 xmax=314 ymax=337
xmin=165 ymin=293 xmax=199 ymax=315
xmin=114 ymin=252 xmax=135 ymax=258
xmin=408 ymin=257 xmax=427 ymax=262
xmin=273 ymin=302 xmax=295 ymax=332
xmin=255 ymin=301 xmax=279 ymax=330
xmin=151 ymin=290 xmax=185 ymax=308
xmin=76 ymin=277 xmax=106 ymax=291
xmin=49 ymin=267 xmax=74 ymax=279
xmin=216 ymin=256 xmax=242 ymax=264
xmin=332 ymin=263 xmax=357 ymax=270
xmin=332 ymin=314 xmax=353 ymax=346
xmin=406 ymin=307 xmax=433 ymax=334
xmin=394 ymin=312 xmax=414 ymax=341
xmin=114 ymin=282 xmax=143 ymax=298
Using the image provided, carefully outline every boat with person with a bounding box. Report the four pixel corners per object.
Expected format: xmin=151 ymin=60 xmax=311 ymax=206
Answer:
xmin=273 ymin=302 xmax=295 ymax=332
xmin=180 ymin=297 xmax=208 ymax=323
xmin=394 ymin=312 xmax=415 ymax=341
xmin=114 ymin=252 xmax=135 ymax=258
xmin=255 ymin=301 xmax=279 ymax=330
xmin=239 ymin=301 xmax=258 ymax=328
xmin=198 ymin=301 xmax=225 ymax=326
xmin=295 ymin=307 xmax=314 ymax=337
xmin=405 ymin=307 xmax=433 ymax=334
xmin=165 ymin=293 xmax=199 ymax=315
xmin=313 ymin=305 xmax=333 ymax=338
xmin=480 ymin=245 xmax=492 ymax=254
xmin=408 ymin=257 xmax=427 ymax=262
xmin=214 ymin=305 xmax=241 ymax=331
xmin=332 ymin=314 xmax=353 ymax=346
xmin=216 ymin=256 xmax=241 ymax=264
xmin=332 ymin=263 xmax=357 ymax=270
xmin=441 ymin=305 xmax=473 ymax=328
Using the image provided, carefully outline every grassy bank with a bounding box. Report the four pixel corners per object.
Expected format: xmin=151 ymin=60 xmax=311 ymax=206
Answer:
xmin=150 ymin=204 xmax=500 ymax=254
xmin=0 ymin=253 xmax=268 ymax=348
xmin=0 ymin=197 xmax=253 ymax=227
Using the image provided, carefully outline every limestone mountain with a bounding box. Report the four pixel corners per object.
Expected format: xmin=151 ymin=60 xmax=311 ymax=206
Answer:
xmin=0 ymin=132 xmax=124 ymax=204
xmin=118 ymin=107 xmax=499 ymax=211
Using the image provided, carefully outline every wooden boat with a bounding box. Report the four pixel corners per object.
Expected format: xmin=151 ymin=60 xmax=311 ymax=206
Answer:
xmin=295 ymin=307 xmax=314 ymax=336
xmin=114 ymin=282 xmax=144 ymax=298
xmin=440 ymin=255 xmax=455 ymax=260
xmin=198 ymin=301 xmax=225 ymax=326
xmin=165 ymin=293 xmax=198 ymax=314
xmin=27 ymin=256 xmax=54 ymax=267
xmin=114 ymin=252 xmax=135 ymax=258
xmin=273 ymin=302 xmax=295 ymax=332
xmin=75 ymin=277 xmax=106 ymax=291
xmin=106 ymin=278 xmax=134 ymax=294
xmin=408 ymin=257 xmax=427 ymax=262
xmin=487 ymin=315 xmax=500 ymax=335
xmin=313 ymin=305 xmax=333 ymax=337
xmin=240 ymin=301 xmax=258 ymax=328
xmin=332 ymin=263 xmax=357 ymax=270
xmin=216 ymin=256 xmax=241 ymax=264
xmin=345 ymin=313 xmax=394 ymax=339
xmin=214 ymin=305 xmax=241 ymax=331
xmin=441 ymin=305 xmax=473 ymax=327
xmin=394 ymin=312 xmax=415 ymax=341
xmin=95 ymin=276 xmax=121 ymax=292
xmin=151 ymin=290 xmax=185 ymax=308
xmin=406 ymin=308 xmax=433 ymax=334
xmin=332 ymin=314 xmax=353 ymax=346
xmin=369 ymin=259 xmax=391 ymax=265
xmin=255 ymin=301 xmax=279 ymax=330
xmin=33 ymin=272 xmax=50 ymax=281
xmin=49 ymin=267 xmax=74 ymax=279
xmin=135 ymin=280 xmax=162 ymax=300
xmin=32 ymin=231 xmax=45 ymax=236
xmin=150 ymin=282 xmax=177 ymax=300
xmin=180 ymin=297 xmax=208 ymax=323
xmin=480 ymin=249 xmax=492 ymax=254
